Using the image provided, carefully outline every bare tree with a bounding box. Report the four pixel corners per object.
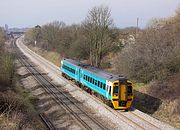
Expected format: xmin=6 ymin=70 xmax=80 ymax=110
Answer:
xmin=41 ymin=21 xmax=65 ymax=51
xmin=83 ymin=5 xmax=113 ymax=67
xmin=114 ymin=11 xmax=180 ymax=82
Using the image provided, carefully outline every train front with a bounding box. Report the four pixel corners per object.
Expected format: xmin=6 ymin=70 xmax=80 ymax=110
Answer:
xmin=111 ymin=79 xmax=133 ymax=110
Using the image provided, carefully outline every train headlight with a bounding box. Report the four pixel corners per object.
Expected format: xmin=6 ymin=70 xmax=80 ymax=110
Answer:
xmin=61 ymin=60 xmax=63 ymax=65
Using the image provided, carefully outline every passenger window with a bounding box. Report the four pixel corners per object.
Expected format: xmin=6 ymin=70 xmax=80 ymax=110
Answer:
xmin=99 ymin=82 xmax=102 ymax=88
xmin=102 ymin=83 xmax=104 ymax=88
xmin=103 ymin=84 xmax=106 ymax=90
xmin=97 ymin=81 xmax=100 ymax=87
xmin=95 ymin=80 xmax=97 ymax=85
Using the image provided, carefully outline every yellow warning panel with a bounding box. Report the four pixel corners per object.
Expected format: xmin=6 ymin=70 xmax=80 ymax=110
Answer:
xmin=120 ymin=84 xmax=127 ymax=101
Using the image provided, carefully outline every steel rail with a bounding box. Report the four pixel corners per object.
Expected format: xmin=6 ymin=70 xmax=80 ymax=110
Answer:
xmin=13 ymin=39 xmax=108 ymax=130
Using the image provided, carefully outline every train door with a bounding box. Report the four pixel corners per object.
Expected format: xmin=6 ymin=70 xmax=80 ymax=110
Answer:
xmin=76 ymin=68 xmax=81 ymax=82
xmin=119 ymin=83 xmax=127 ymax=101
xmin=111 ymin=81 xmax=119 ymax=108
xmin=78 ymin=68 xmax=81 ymax=82
xmin=106 ymin=80 xmax=112 ymax=100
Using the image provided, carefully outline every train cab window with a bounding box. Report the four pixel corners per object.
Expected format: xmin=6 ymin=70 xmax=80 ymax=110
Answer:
xmin=113 ymin=86 xmax=119 ymax=95
xmin=127 ymin=85 xmax=132 ymax=96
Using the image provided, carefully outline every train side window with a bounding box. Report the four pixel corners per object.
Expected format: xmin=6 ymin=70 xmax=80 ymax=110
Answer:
xmin=85 ymin=75 xmax=87 ymax=80
xmin=97 ymin=81 xmax=100 ymax=87
xmin=90 ymin=77 xmax=92 ymax=83
xmin=83 ymin=75 xmax=85 ymax=79
xmin=92 ymin=79 xmax=94 ymax=84
xmin=95 ymin=80 xmax=97 ymax=85
xmin=103 ymin=84 xmax=105 ymax=90
xmin=99 ymin=82 xmax=102 ymax=88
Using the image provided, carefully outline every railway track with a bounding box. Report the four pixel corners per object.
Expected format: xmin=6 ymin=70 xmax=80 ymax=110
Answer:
xmin=117 ymin=111 xmax=161 ymax=130
xmin=60 ymin=75 xmax=161 ymax=130
xmin=39 ymin=113 xmax=56 ymax=130
xmin=12 ymin=39 xmax=109 ymax=130
xmin=15 ymin=37 xmax=176 ymax=130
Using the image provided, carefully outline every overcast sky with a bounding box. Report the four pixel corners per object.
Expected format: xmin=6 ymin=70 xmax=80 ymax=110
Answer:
xmin=0 ymin=0 xmax=179 ymax=28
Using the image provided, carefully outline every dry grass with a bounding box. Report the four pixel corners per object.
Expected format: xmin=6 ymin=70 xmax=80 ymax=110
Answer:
xmin=148 ymin=74 xmax=180 ymax=129
xmin=29 ymin=46 xmax=61 ymax=67
xmin=0 ymin=91 xmax=44 ymax=130
xmin=0 ymin=111 xmax=30 ymax=130
xmin=132 ymin=75 xmax=180 ymax=129
xmin=153 ymin=100 xmax=180 ymax=129
xmin=0 ymin=53 xmax=14 ymax=86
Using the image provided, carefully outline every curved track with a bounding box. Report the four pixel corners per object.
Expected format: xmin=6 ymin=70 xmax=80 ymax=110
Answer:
xmin=15 ymin=37 xmax=177 ymax=130
xmin=12 ymin=39 xmax=109 ymax=130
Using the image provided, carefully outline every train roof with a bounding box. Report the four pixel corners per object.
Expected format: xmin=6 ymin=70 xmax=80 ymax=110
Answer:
xmin=63 ymin=58 xmax=126 ymax=82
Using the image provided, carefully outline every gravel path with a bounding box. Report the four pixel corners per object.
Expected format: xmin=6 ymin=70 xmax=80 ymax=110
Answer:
xmin=17 ymin=36 xmax=177 ymax=130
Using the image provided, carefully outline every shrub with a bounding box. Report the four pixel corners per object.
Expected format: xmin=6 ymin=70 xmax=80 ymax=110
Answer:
xmin=114 ymin=15 xmax=180 ymax=83
xmin=0 ymin=53 xmax=14 ymax=85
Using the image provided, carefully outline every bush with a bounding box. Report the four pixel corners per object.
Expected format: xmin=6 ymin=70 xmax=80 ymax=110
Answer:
xmin=0 ymin=53 xmax=14 ymax=85
xmin=0 ymin=91 xmax=41 ymax=129
xmin=114 ymin=14 xmax=180 ymax=83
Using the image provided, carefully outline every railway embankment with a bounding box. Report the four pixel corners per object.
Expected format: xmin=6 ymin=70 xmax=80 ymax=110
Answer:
xmin=134 ymin=76 xmax=180 ymax=129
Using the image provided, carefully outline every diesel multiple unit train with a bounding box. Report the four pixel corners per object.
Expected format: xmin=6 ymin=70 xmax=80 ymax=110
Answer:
xmin=60 ymin=58 xmax=133 ymax=110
